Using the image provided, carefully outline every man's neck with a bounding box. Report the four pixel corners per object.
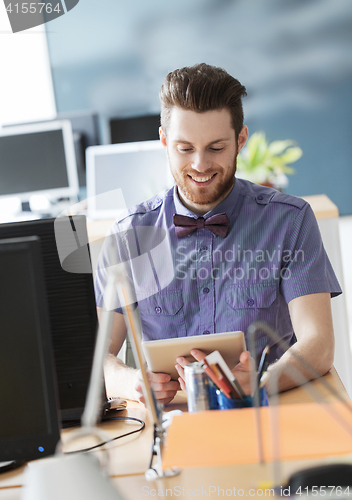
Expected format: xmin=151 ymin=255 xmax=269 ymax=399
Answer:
xmin=177 ymin=183 xmax=234 ymax=215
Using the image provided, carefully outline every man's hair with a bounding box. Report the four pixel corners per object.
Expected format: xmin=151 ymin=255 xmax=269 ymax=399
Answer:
xmin=159 ymin=63 xmax=247 ymax=139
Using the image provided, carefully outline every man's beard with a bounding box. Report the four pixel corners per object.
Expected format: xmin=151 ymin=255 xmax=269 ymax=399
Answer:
xmin=170 ymin=157 xmax=237 ymax=206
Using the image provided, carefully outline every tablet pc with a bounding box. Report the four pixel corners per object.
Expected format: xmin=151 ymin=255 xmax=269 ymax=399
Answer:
xmin=142 ymin=331 xmax=246 ymax=380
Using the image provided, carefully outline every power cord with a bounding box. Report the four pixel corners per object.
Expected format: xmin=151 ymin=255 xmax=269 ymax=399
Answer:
xmin=64 ymin=416 xmax=145 ymax=454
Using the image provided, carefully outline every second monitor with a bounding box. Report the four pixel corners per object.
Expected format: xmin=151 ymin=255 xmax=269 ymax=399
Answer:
xmin=86 ymin=140 xmax=173 ymax=220
xmin=0 ymin=120 xmax=79 ymax=205
xmin=109 ymin=114 xmax=160 ymax=144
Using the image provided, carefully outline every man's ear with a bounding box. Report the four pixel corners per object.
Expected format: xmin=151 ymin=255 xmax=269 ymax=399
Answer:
xmin=159 ymin=126 xmax=167 ymax=148
xmin=237 ymin=125 xmax=248 ymax=154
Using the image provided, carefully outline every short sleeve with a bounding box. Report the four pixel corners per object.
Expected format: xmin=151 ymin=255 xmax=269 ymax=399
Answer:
xmin=94 ymin=223 xmax=137 ymax=313
xmin=280 ymin=203 xmax=342 ymax=303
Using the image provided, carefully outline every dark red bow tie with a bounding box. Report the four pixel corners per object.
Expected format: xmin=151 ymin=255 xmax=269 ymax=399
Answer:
xmin=173 ymin=213 xmax=230 ymax=238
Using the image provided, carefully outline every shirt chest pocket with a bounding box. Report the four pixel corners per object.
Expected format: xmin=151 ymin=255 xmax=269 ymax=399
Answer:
xmin=226 ymin=284 xmax=277 ymax=310
xmin=224 ymin=284 xmax=278 ymax=340
xmin=138 ymin=291 xmax=186 ymax=340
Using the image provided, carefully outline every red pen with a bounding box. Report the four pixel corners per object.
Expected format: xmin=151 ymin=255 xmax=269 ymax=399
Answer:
xmin=212 ymin=363 xmax=241 ymax=400
xmin=201 ymin=359 xmax=232 ymax=399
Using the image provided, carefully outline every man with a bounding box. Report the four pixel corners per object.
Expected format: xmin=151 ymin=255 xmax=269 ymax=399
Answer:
xmin=95 ymin=63 xmax=341 ymax=404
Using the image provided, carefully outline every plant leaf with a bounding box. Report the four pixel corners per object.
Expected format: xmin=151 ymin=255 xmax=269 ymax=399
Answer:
xmin=247 ymin=132 xmax=268 ymax=166
xmin=268 ymin=140 xmax=296 ymax=156
xmin=237 ymin=131 xmax=302 ymax=182
xmin=278 ymin=147 xmax=303 ymax=164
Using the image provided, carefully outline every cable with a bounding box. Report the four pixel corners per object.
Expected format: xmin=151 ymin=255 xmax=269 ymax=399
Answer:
xmin=64 ymin=416 xmax=145 ymax=454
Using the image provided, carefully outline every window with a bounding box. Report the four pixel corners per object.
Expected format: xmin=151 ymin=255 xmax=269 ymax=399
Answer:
xmin=0 ymin=4 xmax=56 ymax=126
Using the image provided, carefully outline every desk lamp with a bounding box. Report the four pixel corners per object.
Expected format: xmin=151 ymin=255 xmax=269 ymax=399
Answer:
xmin=247 ymin=321 xmax=352 ymax=490
xmin=101 ymin=240 xmax=181 ymax=480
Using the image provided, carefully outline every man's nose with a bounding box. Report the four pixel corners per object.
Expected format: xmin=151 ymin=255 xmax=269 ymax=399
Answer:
xmin=191 ymin=152 xmax=211 ymax=173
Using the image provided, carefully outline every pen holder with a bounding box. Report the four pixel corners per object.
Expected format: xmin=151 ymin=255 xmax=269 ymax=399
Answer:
xmin=207 ymin=381 xmax=220 ymax=410
xmin=216 ymin=387 xmax=268 ymax=410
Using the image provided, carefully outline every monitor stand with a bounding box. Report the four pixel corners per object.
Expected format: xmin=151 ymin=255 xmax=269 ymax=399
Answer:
xmin=0 ymin=460 xmax=25 ymax=474
xmin=0 ymin=196 xmax=79 ymax=225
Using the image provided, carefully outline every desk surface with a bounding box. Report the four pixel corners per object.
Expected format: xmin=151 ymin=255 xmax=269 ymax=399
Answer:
xmin=301 ymin=194 xmax=339 ymax=220
xmin=0 ymin=368 xmax=350 ymax=499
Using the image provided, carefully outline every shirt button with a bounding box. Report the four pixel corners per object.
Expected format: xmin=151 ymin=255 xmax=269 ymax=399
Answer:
xmin=203 ymin=287 xmax=210 ymax=294
xmin=257 ymin=195 xmax=264 ymax=201
xmin=155 ymin=306 xmax=162 ymax=314
xmin=200 ymin=246 xmax=208 ymax=252
xmin=247 ymin=299 xmax=255 ymax=307
xmin=203 ymin=330 xmax=210 ymax=335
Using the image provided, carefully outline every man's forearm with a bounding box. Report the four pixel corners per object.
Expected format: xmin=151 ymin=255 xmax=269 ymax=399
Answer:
xmin=104 ymin=353 xmax=140 ymax=401
xmin=268 ymin=292 xmax=335 ymax=393
xmin=268 ymin=338 xmax=334 ymax=393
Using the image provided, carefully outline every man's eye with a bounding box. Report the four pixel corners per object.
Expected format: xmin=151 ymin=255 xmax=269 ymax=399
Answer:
xmin=209 ymin=147 xmax=224 ymax=152
xmin=178 ymin=148 xmax=193 ymax=152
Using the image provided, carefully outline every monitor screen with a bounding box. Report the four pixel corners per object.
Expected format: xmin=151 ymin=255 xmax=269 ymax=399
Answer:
xmin=3 ymin=112 xmax=100 ymax=189
xmin=0 ymin=120 xmax=79 ymax=202
xmin=86 ymin=140 xmax=173 ymax=220
xmin=0 ymin=216 xmax=99 ymax=423
xmin=0 ymin=236 xmax=60 ymax=462
xmin=109 ymin=114 xmax=160 ymax=144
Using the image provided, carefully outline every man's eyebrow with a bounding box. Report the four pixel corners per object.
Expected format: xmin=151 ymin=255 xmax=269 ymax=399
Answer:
xmin=173 ymin=138 xmax=231 ymax=146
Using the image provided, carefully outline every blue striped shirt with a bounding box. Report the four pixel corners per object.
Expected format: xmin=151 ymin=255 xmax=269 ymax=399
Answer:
xmin=95 ymin=178 xmax=341 ymax=361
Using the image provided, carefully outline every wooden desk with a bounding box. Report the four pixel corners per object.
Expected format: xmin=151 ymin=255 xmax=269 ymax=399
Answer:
xmin=277 ymin=367 xmax=349 ymax=405
xmin=0 ymin=369 xmax=350 ymax=499
xmin=301 ymin=194 xmax=339 ymax=220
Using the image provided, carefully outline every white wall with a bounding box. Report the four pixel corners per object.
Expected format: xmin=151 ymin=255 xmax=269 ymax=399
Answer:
xmin=0 ymin=4 xmax=56 ymax=126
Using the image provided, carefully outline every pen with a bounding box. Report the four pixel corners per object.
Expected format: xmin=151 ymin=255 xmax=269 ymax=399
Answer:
xmin=259 ymin=371 xmax=270 ymax=389
xmin=253 ymin=346 xmax=270 ymax=403
xmin=256 ymin=346 xmax=270 ymax=388
xmin=231 ymin=374 xmax=245 ymax=399
xmin=212 ymin=363 xmax=244 ymax=400
xmin=210 ymin=362 xmax=235 ymax=399
xmin=214 ymin=363 xmax=245 ymax=399
xmin=201 ymin=359 xmax=232 ymax=399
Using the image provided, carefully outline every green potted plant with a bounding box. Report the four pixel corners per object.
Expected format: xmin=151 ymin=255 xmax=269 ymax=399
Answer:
xmin=236 ymin=131 xmax=303 ymax=190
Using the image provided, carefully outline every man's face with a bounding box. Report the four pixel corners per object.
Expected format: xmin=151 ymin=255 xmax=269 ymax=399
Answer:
xmin=160 ymin=107 xmax=247 ymax=214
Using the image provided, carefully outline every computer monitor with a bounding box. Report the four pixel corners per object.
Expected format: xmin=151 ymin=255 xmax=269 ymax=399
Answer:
xmin=0 ymin=236 xmax=60 ymax=462
xmin=109 ymin=114 xmax=160 ymax=144
xmin=0 ymin=216 xmax=98 ymax=423
xmin=86 ymin=140 xmax=173 ymax=220
xmin=0 ymin=120 xmax=79 ymax=205
xmin=3 ymin=112 xmax=100 ymax=189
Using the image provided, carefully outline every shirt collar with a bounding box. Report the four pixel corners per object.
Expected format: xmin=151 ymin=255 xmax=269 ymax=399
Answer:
xmin=173 ymin=178 xmax=240 ymax=219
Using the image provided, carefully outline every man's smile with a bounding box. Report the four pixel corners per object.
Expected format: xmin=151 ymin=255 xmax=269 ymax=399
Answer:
xmin=188 ymin=173 xmax=217 ymax=185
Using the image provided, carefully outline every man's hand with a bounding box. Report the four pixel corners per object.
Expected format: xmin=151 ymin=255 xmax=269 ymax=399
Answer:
xmin=175 ymin=349 xmax=207 ymax=391
xmin=230 ymin=351 xmax=253 ymax=395
xmin=135 ymin=369 xmax=180 ymax=405
xmin=176 ymin=349 xmax=254 ymax=395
